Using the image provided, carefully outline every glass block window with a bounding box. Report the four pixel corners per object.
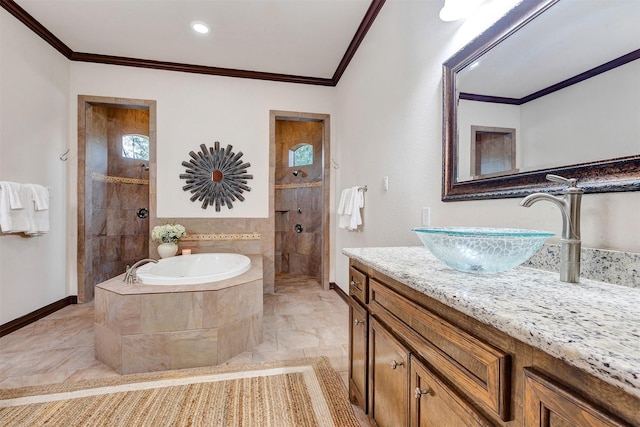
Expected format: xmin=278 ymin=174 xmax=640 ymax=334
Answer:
xmin=288 ymin=143 xmax=313 ymax=167
xmin=122 ymin=134 xmax=150 ymax=161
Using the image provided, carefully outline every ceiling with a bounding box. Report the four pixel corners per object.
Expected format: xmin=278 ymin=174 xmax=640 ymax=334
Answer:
xmin=3 ymin=0 xmax=385 ymax=86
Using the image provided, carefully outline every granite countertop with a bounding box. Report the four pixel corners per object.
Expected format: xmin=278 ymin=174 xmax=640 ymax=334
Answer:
xmin=343 ymin=246 xmax=640 ymax=398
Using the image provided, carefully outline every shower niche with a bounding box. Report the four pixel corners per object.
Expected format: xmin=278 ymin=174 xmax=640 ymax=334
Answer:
xmin=275 ymin=210 xmax=290 ymax=273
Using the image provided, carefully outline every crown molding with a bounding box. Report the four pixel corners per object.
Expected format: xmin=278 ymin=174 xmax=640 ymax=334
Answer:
xmin=1 ymin=0 xmax=386 ymax=86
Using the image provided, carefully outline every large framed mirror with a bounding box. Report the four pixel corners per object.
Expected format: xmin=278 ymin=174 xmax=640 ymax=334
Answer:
xmin=442 ymin=0 xmax=640 ymax=201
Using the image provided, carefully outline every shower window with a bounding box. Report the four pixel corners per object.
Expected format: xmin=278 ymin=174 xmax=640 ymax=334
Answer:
xmin=122 ymin=134 xmax=150 ymax=161
xmin=289 ymin=143 xmax=313 ymax=167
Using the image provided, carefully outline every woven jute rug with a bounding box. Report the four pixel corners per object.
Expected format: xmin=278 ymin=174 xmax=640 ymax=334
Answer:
xmin=0 ymin=357 xmax=360 ymax=427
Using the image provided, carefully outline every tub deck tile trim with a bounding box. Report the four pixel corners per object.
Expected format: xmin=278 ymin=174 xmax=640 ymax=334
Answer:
xmin=182 ymin=232 xmax=261 ymax=241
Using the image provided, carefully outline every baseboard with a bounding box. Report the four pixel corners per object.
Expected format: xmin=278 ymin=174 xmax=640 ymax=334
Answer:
xmin=0 ymin=296 xmax=78 ymax=337
xmin=330 ymin=282 xmax=349 ymax=304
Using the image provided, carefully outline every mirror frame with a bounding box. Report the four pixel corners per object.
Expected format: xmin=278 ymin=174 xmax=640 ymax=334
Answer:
xmin=442 ymin=0 xmax=640 ymax=201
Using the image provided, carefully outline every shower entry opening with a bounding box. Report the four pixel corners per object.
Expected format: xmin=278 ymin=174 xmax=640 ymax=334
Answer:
xmin=77 ymin=96 xmax=157 ymax=303
xmin=271 ymin=111 xmax=330 ymax=290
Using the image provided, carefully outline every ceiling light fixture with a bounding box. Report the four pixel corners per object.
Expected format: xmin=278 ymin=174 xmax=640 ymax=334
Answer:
xmin=190 ymin=21 xmax=210 ymax=34
xmin=439 ymin=0 xmax=486 ymax=22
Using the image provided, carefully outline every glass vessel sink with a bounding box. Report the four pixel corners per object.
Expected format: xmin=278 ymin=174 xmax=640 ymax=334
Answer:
xmin=412 ymin=227 xmax=554 ymax=274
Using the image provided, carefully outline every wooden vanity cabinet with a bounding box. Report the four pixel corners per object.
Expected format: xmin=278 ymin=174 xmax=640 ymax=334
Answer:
xmin=347 ymin=258 xmax=640 ymax=427
xmin=348 ymin=266 xmax=369 ymax=412
xmin=368 ymin=277 xmax=510 ymax=421
xmin=349 ymin=297 xmax=368 ymax=411
xmin=369 ymin=317 xmax=410 ymax=427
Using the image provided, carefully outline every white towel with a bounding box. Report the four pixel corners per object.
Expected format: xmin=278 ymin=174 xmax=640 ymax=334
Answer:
xmin=0 ymin=183 xmax=13 ymax=232
xmin=25 ymin=184 xmax=49 ymax=235
xmin=337 ymin=188 xmax=352 ymax=215
xmin=0 ymin=181 xmax=23 ymax=208
xmin=0 ymin=182 xmax=32 ymax=233
xmin=338 ymin=187 xmax=352 ymax=229
xmin=348 ymin=186 xmax=364 ymax=231
xmin=27 ymin=184 xmax=49 ymax=210
xmin=338 ymin=186 xmax=364 ymax=231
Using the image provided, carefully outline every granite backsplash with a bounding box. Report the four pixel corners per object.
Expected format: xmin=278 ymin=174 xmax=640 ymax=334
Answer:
xmin=524 ymin=244 xmax=640 ymax=289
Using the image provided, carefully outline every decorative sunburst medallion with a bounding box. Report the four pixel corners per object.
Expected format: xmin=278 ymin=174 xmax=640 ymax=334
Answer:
xmin=179 ymin=142 xmax=253 ymax=211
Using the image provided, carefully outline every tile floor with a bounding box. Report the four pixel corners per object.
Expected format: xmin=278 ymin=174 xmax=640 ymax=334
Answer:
xmin=0 ymin=274 xmax=368 ymax=426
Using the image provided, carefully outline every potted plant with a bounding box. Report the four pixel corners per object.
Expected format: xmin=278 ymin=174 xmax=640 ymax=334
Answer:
xmin=151 ymin=223 xmax=186 ymax=258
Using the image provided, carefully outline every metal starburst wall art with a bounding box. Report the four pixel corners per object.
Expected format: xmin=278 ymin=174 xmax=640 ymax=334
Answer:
xmin=179 ymin=142 xmax=253 ymax=211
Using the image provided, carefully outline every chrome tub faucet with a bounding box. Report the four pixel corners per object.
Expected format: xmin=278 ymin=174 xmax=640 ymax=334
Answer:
xmin=123 ymin=258 xmax=158 ymax=284
xmin=520 ymin=174 xmax=583 ymax=283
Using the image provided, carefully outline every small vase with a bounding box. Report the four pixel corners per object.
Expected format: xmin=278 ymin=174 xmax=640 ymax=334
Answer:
xmin=157 ymin=242 xmax=178 ymax=258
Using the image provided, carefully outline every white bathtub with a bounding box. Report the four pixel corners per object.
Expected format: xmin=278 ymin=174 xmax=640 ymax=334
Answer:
xmin=136 ymin=253 xmax=251 ymax=285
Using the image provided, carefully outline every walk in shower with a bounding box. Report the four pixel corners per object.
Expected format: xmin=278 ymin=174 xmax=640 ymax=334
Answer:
xmin=274 ymin=119 xmax=325 ymax=279
xmin=78 ymin=96 xmax=156 ymax=302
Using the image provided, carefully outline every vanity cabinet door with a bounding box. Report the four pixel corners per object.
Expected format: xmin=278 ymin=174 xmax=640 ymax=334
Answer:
xmin=369 ymin=317 xmax=410 ymax=427
xmin=368 ymin=277 xmax=510 ymax=420
xmin=410 ymin=355 xmax=494 ymax=427
xmin=349 ymin=299 xmax=368 ymax=412
xmin=524 ymin=369 xmax=630 ymax=427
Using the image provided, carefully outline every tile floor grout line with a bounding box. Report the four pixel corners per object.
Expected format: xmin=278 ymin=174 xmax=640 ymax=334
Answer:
xmin=0 ymin=275 xmax=369 ymax=426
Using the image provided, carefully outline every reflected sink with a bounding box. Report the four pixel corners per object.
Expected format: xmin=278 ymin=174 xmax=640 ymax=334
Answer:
xmin=412 ymin=227 xmax=554 ymax=274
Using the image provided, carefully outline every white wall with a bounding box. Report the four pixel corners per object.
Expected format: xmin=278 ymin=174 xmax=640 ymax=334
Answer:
xmin=0 ymin=10 xmax=70 ymax=323
xmin=332 ymin=0 xmax=640 ymax=291
xmin=68 ymin=62 xmax=336 ymax=294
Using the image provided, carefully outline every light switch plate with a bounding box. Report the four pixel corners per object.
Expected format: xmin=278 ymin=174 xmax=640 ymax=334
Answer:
xmin=422 ymin=207 xmax=430 ymax=226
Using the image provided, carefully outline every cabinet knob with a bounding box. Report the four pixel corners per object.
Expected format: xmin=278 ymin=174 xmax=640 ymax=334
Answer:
xmin=390 ymin=359 xmax=404 ymax=370
xmin=414 ymin=386 xmax=432 ymax=399
xmin=354 ymin=319 xmax=364 ymax=326
xmin=350 ymin=280 xmax=362 ymax=290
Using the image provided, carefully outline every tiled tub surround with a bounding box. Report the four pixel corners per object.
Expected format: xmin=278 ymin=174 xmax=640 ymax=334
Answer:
xmin=342 ymin=246 xmax=640 ymax=398
xmin=525 ymin=243 xmax=640 ymax=288
xmin=151 ymin=216 xmax=275 ymax=293
xmin=95 ymin=255 xmax=263 ymax=374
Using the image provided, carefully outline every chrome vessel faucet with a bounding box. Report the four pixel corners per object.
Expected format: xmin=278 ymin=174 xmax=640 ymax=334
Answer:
xmin=520 ymin=174 xmax=583 ymax=283
xmin=123 ymin=258 xmax=158 ymax=284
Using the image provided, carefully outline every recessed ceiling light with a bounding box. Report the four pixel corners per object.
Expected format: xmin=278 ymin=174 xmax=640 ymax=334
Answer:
xmin=191 ymin=21 xmax=210 ymax=34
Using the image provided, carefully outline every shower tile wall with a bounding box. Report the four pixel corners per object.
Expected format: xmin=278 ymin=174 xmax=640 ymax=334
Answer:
xmin=275 ymin=120 xmax=323 ymax=278
xmin=89 ymin=107 xmax=149 ymax=285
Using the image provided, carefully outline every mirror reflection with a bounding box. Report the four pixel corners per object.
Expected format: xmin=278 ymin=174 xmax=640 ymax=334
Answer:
xmin=457 ymin=0 xmax=639 ymax=182
xmin=443 ymin=0 xmax=640 ymax=200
